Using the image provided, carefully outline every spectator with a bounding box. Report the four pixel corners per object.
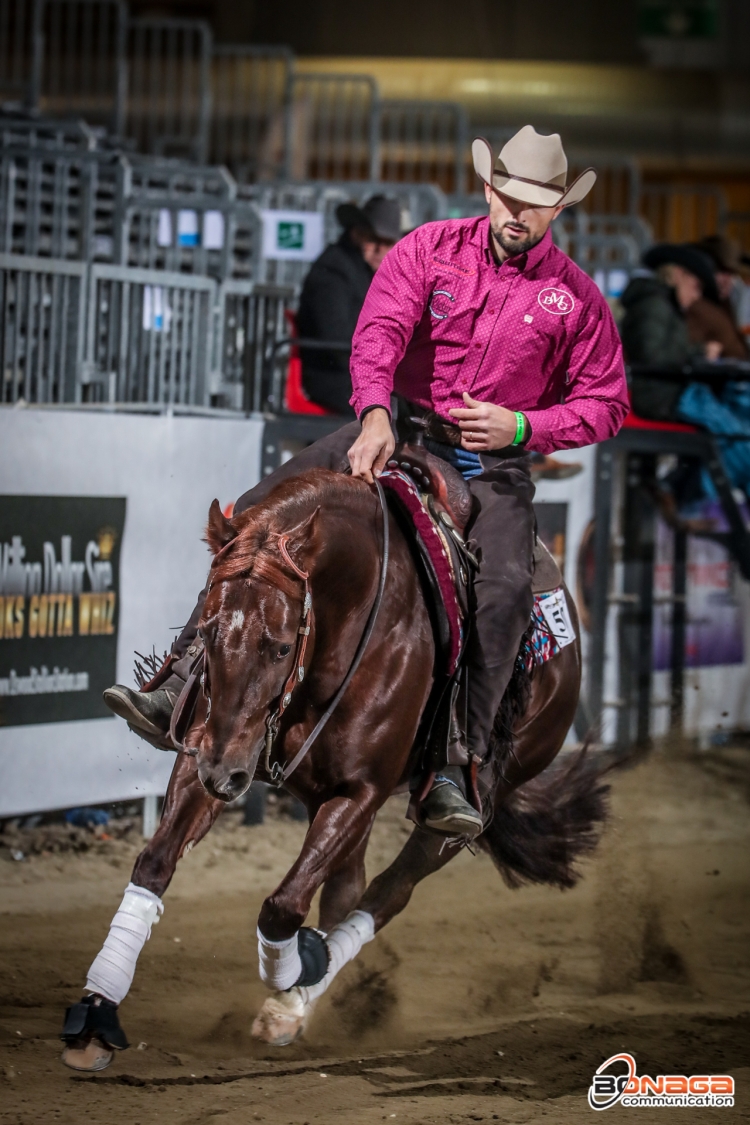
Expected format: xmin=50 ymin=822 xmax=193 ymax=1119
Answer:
xmin=620 ymin=243 xmax=712 ymax=421
xmin=690 ymin=236 xmax=749 ymax=360
xmin=621 ymin=243 xmax=750 ymax=499
xmin=296 ymin=195 xmax=401 ymax=415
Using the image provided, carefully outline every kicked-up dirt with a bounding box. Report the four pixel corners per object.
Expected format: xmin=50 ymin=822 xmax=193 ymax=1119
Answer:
xmin=1 ymin=745 xmax=749 ymax=1124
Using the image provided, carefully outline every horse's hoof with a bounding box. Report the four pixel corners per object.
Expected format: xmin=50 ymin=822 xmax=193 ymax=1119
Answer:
xmin=61 ymin=1036 xmax=114 ymax=1071
xmin=251 ymin=989 xmax=307 ymax=1046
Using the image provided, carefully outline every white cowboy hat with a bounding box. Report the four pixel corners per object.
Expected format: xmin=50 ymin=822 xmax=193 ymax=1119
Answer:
xmin=472 ymin=125 xmax=596 ymax=208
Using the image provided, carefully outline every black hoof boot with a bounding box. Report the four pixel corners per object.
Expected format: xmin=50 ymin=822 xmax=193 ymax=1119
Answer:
xmin=295 ymin=928 xmax=330 ymax=987
xmin=60 ymin=995 xmax=128 ymax=1072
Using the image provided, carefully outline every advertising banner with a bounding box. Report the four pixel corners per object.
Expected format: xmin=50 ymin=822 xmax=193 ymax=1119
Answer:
xmin=0 ymin=496 xmax=125 ymax=727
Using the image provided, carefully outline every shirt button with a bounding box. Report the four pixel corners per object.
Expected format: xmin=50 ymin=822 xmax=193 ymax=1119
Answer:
xmin=488 ymin=308 xmax=496 ymax=314
xmin=475 ymin=343 xmax=481 ymax=349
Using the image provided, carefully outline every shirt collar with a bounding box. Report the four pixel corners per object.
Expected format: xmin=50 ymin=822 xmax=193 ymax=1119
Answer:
xmin=474 ymin=219 xmax=554 ymax=272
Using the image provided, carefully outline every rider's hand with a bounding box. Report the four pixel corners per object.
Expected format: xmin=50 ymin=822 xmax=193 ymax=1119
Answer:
xmin=448 ymin=393 xmax=522 ymax=451
xmin=348 ymin=407 xmax=396 ymax=484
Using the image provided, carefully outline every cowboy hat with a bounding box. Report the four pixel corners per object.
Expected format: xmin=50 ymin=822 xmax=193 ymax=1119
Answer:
xmin=472 ymin=125 xmax=596 ymax=208
xmin=335 ymin=195 xmax=402 ymax=242
xmin=643 ymin=243 xmax=719 ymax=303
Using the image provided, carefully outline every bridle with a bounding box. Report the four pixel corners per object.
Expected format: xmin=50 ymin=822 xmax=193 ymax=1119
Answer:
xmin=262 ymin=478 xmax=390 ymax=786
xmin=198 ymin=478 xmax=390 ymax=787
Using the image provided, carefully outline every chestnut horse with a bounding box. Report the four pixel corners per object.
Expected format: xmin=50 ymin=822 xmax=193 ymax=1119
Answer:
xmin=63 ymin=467 xmax=607 ymax=1067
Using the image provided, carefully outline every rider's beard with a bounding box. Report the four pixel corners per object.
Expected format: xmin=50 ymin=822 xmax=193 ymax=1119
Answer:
xmin=491 ymin=220 xmax=544 ymax=258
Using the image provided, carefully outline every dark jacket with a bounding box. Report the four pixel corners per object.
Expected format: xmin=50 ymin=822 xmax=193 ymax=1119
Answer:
xmin=620 ymin=274 xmax=702 ymax=421
xmin=296 ymin=234 xmax=374 ymax=415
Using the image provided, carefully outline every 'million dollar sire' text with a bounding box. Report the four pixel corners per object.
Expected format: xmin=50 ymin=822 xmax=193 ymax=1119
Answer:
xmin=0 ymin=531 xmax=118 ymax=640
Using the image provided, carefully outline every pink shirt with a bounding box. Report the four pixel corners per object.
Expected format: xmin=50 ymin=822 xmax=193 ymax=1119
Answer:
xmin=349 ymin=217 xmax=629 ymax=455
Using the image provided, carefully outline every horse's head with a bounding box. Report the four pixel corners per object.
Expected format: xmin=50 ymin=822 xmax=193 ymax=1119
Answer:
xmin=194 ymin=496 xmax=320 ymax=802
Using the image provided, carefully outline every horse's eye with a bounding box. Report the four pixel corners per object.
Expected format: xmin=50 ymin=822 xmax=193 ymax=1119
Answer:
xmin=277 ymin=644 xmax=292 ymax=659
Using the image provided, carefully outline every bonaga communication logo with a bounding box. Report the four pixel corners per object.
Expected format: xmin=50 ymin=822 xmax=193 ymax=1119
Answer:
xmin=588 ymin=1052 xmax=734 ymax=1111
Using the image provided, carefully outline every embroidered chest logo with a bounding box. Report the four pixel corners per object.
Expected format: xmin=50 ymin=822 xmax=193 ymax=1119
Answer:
xmin=429 ymin=290 xmax=455 ymax=320
xmin=538 ymin=287 xmax=575 ymax=316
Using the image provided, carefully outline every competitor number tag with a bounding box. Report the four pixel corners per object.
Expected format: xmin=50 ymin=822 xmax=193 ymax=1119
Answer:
xmin=539 ymin=589 xmax=575 ymax=649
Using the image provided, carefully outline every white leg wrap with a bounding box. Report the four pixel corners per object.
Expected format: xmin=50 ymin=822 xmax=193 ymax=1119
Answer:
xmin=298 ymin=910 xmax=375 ymax=1005
xmin=85 ymin=883 xmax=163 ymax=1005
xmin=257 ymin=928 xmax=303 ymax=992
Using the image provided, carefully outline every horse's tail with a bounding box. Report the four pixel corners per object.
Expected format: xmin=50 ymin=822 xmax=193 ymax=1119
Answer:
xmin=478 ymin=746 xmax=610 ymax=890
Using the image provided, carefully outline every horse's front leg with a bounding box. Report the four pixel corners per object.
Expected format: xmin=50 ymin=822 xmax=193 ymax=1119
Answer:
xmin=61 ymin=752 xmax=223 ymax=1072
xmin=251 ymin=783 xmax=380 ymax=1045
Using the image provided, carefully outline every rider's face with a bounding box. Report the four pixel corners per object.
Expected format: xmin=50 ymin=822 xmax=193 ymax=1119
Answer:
xmin=484 ymin=184 xmax=563 ymax=262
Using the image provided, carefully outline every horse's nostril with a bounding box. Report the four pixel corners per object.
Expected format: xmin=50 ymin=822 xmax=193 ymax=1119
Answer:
xmin=227 ymin=770 xmax=251 ymax=798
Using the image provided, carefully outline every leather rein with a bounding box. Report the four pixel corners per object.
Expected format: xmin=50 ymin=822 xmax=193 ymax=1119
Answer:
xmin=241 ymin=478 xmax=390 ymax=788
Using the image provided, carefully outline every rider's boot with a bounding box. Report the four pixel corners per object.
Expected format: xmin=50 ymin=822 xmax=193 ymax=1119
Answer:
xmin=103 ymin=682 xmax=180 ymax=742
xmin=420 ymin=765 xmax=483 ymax=839
xmin=102 ymin=644 xmax=200 ymax=748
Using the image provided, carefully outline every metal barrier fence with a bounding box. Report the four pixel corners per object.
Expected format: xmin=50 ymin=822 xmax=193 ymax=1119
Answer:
xmin=0 ymin=247 xmax=295 ymax=409
xmin=30 ymin=0 xmax=128 ymax=136
xmin=288 ymin=73 xmax=379 ymax=183
xmin=84 ymin=263 xmax=216 ymax=404
xmin=0 ymin=0 xmax=35 ymax=104
xmin=127 ymin=18 xmax=212 ymax=163
xmin=0 ymin=251 xmax=86 ymax=403
xmin=0 ymin=146 xmax=128 ymax=260
xmin=210 ymin=45 xmax=292 ymax=182
xmin=380 ymin=100 xmax=469 ymax=195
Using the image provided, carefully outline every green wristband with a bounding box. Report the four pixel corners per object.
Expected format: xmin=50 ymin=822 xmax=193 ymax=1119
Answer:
xmin=512 ymin=411 xmax=527 ymax=446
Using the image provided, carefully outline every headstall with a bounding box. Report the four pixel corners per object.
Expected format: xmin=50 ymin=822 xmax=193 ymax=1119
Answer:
xmin=263 ymin=535 xmax=313 ymax=785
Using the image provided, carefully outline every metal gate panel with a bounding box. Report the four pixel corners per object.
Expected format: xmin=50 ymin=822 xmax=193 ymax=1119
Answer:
xmin=210 ymin=45 xmax=292 ymax=183
xmin=0 ymin=251 xmax=85 ymax=404
xmin=86 ymin=263 xmax=217 ymax=405
xmin=0 ymin=109 xmax=97 ymax=151
xmin=0 ymin=0 xmax=35 ymax=104
xmin=120 ymin=198 xmax=258 ymax=281
xmin=289 ymin=73 xmax=380 ymax=183
xmin=0 ymin=147 xmax=127 ymax=261
xmin=217 ymin=280 xmax=294 ymax=413
xmin=379 ymin=99 xmax=469 ymax=195
xmin=127 ymin=18 xmax=212 ymax=164
xmin=30 ymin=0 xmax=127 ymax=135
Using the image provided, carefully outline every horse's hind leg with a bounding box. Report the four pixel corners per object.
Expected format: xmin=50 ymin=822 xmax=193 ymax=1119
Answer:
xmin=61 ymin=753 xmax=223 ymax=1072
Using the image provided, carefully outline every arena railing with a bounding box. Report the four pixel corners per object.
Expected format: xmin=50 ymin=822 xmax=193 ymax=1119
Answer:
xmin=30 ymin=0 xmax=128 ymax=137
xmin=209 ymin=44 xmax=293 ymax=183
xmin=379 ymin=99 xmax=470 ymax=195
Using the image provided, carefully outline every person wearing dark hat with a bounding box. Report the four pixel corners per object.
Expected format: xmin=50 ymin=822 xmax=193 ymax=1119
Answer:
xmin=295 ymin=195 xmax=401 ymax=415
xmin=620 ymin=243 xmax=719 ymax=421
xmin=623 ymin=242 xmax=750 ymax=499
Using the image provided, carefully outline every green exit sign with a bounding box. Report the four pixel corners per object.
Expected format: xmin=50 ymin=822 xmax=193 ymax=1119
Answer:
xmin=277 ymin=221 xmax=305 ymax=251
xmin=638 ymin=0 xmax=719 ymax=38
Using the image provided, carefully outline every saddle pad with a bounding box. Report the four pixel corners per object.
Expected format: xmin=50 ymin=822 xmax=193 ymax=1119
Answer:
xmin=379 ymin=468 xmax=464 ymax=674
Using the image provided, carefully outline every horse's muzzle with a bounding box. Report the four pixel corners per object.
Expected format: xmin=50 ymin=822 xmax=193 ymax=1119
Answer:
xmin=198 ymin=764 xmax=252 ymax=802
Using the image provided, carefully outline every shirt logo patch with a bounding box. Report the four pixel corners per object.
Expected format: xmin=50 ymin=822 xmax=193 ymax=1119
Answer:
xmin=538 ymin=287 xmax=575 ymax=316
xmin=429 ymin=290 xmax=455 ymax=320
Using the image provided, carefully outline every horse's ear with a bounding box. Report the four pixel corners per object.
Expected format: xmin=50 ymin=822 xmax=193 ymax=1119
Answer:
xmin=205 ymin=498 xmax=238 ymax=555
xmin=284 ymin=506 xmax=321 ymax=567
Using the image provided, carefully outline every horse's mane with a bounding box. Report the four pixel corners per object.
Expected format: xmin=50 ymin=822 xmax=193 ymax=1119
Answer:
xmin=208 ymin=470 xmax=365 ymax=597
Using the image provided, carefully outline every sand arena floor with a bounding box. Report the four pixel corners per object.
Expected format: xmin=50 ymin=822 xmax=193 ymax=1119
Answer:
xmin=1 ymin=745 xmax=749 ymax=1125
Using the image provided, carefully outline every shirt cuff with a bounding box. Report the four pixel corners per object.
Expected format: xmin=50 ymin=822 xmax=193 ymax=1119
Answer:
xmin=518 ymin=408 xmax=554 ymax=455
xmin=351 ymin=386 xmax=393 ymax=420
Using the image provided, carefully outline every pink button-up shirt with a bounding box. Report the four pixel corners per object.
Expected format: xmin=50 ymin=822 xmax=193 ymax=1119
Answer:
xmin=349 ymin=217 xmax=629 ymax=455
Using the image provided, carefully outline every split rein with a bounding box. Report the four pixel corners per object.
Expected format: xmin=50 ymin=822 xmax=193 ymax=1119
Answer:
xmin=195 ymin=479 xmax=390 ymax=788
